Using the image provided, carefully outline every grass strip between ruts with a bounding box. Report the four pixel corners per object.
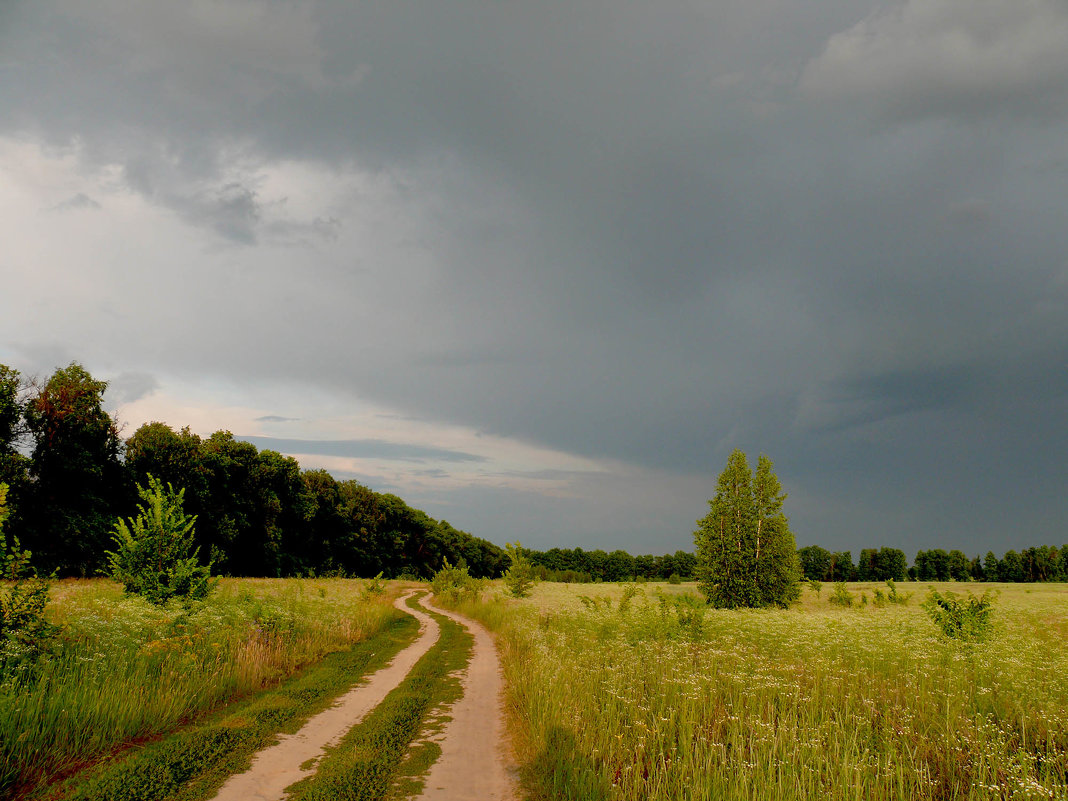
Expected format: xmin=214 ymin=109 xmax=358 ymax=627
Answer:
xmin=283 ymin=593 xmax=472 ymax=801
xmin=36 ymin=607 xmax=420 ymax=801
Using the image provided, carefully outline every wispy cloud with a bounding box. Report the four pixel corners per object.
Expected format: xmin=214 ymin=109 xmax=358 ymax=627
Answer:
xmin=236 ymin=436 xmax=487 ymax=464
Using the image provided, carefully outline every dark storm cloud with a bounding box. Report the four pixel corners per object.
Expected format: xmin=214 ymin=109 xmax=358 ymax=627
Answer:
xmin=236 ymin=436 xmax=486 ymax=464
xmin=2 ymin=0 xmax=1067 ymax=552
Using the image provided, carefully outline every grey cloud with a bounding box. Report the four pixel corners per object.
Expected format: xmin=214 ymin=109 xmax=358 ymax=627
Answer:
xmin=236 ymin=436 xmax=487 ymax=464
xmin=48 ymin=192 xmax=101 ymax=212
xmin=176 ymin=182 xmax=261 ymax=245
xmin=254 ymin=415 xmax=300 ymax=423
xmin=1 ymin=0 xmax=1066 ymax=554
xmin=801 ymin=0 xmax=1068 ymax=123
xmin=106 ymin=371 xmax=160 ymax=405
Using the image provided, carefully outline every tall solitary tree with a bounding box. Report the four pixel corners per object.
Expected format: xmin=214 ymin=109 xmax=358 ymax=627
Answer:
xmin=694 ymin=450 xmax=801 ymax=608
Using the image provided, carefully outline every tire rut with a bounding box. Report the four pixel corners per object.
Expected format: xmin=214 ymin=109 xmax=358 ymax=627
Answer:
xmin=209 ymin=592 xmax=439 ymax=801
xmin=405 ymin=597 xmax=518 ymax=801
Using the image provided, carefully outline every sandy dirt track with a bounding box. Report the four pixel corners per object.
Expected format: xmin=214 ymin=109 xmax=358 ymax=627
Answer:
xmin=209 ymin=592 xmax=439 ymax=801
xmin=408 ymin=598 xmax=518 ymax=801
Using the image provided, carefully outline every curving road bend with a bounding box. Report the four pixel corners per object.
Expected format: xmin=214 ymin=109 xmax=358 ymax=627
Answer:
xmin=210 ymin=592 xmax=440 ymax=801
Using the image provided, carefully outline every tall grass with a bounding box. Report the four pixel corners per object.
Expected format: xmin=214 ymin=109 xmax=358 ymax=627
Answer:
xmin=0 ymin=577 xmax=400 ymax=797
xmin=463 ymin=581 xmax=1068 ymax=801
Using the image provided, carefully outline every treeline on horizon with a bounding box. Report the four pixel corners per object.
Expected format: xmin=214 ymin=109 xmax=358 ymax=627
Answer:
xmin=0 ymin=362 xmax=512 ymax=578
xmin=798 ymin=543 xmax=1068 ymax=584
xmin=2 ymin=362 xmax=1066 ymax=584
xmin=0 ymin=362 xmax=693 ymax=581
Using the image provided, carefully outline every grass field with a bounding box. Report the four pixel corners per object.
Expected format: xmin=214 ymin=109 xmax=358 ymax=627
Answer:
xmin=457 ymin=580 xmax=1068 ymax=801
xmin=0 ymin=578 xmax=403 ymax=797
xmin=5 ymin=577 xmax=1066 ymax=800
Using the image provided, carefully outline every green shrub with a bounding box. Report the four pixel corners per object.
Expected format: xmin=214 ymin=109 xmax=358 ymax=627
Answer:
xmin=430 ymin=559 xmax=482 ymax=604
xmin=617 ymin=584 xmax=642 ymax=614
xmin=885 ymin=580 xmax=911 ymax=605
xmin=0 ymin=483 xmax=58 ymax=670
xmin=922 ymin=588 xmax=996 ymax=641
xmin=828 ymin=582 xmax=854 ymax=607
xmin=106 ymin=476 xmax=216 ymax=605
xmin=503 ymin=542 xmax=537 ymax=599
xmin=808 ymin=579 xmax=822 ymax=598
xmin=362 ymin=572 xmax=386 ymax=599
xmin=666 ymin=572 xmax=682 ymax=585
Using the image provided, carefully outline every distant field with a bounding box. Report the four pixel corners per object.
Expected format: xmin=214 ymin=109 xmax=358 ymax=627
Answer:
xmin=459 ymin=580 xmax=1068 ymax=801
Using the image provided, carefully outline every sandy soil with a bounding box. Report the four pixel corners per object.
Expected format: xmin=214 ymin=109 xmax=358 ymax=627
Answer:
xmin=209 ymin=592 xmax=440 ymax=801
xmin=408 ymin=597 xmax=518 ymax=801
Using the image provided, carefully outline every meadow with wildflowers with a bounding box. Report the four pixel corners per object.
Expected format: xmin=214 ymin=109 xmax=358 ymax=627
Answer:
xmin=457 ymin=581 xmax=1068 ymax=801
xmin=0 ymin=577 xmax=404 ymax=798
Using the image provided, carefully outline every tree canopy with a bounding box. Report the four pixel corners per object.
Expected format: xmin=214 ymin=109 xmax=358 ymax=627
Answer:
xmin=694 ymin=450 xmax=800 ymax=608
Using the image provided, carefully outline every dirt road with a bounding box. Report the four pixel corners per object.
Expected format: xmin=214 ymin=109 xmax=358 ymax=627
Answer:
xmin=408 ymin=598 xmax=518 ymax=801
xmin=208 ymin=591 xmax=517 ymax=801
xmin=210 ymin=592 xmax=439 ymax=801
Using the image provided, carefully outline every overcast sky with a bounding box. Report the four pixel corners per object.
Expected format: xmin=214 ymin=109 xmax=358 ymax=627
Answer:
xmin=2 ymin=0 xmax=1066 ymax=557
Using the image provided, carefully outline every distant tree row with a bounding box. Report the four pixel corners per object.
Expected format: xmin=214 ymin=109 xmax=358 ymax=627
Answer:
xmin=916 ymin=546 xmax=1068 ymax=583
xmin=0 ymin=362 xmax=506 ymax=579
xmin=798 ymin=546 xmax=909 ymax=582
xmin=522 ymin=546 xmax=697 ymax=583
xmin=798 ymin=544 xmax=1068 ymax=583
xmin=6 ymin=362 xmax=1067 ymax=585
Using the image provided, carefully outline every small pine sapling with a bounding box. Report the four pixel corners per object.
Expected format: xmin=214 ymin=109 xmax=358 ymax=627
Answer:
xmin=503 ymin=542 xmax=537 ymax=599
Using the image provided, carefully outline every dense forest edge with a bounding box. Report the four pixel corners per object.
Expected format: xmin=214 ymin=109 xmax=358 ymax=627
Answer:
xmin=1 ymin=362 xmax=1066 ymax=583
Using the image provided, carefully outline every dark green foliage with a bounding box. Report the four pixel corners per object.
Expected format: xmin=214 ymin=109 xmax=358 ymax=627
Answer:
xmin=798 ymin=545 xmax=832 ymax=581
xmin=947 ymin=550 xmax=971 ymax=581
xmin=525 ymin=547 xmax=696 ymax=583
xmin=0 ymin=483 xmax=58 ymax=671
xmin=999 ymin=550 xmax=1025 ymax=583
xmin=829 ymin=551 xmax=856 ymax=581
xmin=124 ymin=421 xmax=507 ymax=579
xmin=983 ymin=551 xmax=1000 ymax=580
xmin=694 ymin=450 xmax=801 ymax=609
xmin=106 ymin=476 xmax=216 ymax=605
xmin=914 ymin=549 xmax=954 ymax=581
xmin=17 ymin=363 xmax=126 ymax=576
xmin=922 ymin=588 xmax=996 ymax=641
xmin=68 ymin=726 xmax=249 ymax=801
xmin=856 ymin=547 xmax=909 ymax=581
xmin=0 ymin=366 xmax=28 ymax=493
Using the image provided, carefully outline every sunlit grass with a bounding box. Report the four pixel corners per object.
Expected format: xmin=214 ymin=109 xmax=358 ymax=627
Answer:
xmin=0 ymin=577 xmax=401 ymax=797
xmin=463 ymin=580 xmax=1068 ymax=801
